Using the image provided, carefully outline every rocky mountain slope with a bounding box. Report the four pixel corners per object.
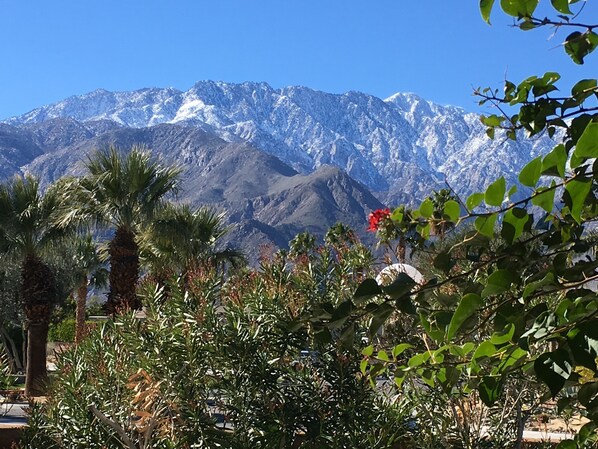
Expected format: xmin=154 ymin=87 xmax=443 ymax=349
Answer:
xmin=0 ymin=121 xmax=382 ymax=258
xmin=0 ymin=82 xmax=557 ymax=257
xmin=4 ymin=81 xmax=554 ymax=204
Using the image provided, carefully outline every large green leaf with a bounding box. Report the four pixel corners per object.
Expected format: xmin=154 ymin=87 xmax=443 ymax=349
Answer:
xmin=475 ymin=214 xmax=498 ymax=238
xmin=473 ymin=341 xmax=497 ymax=360
xmin=522 ymin=272 xmax=556 ymax=299
xmin=485 ymin=177 xmax=506 ymax=207
xmin=466 ymin=192 xmax=485 ymax=210
xmin=381 ymin=272 xmax=416 ymax=299
xmin=500 ymin=0 xmax=539 ymax=17
xmin=531 ymin=185 xmax=556 ymax=213
xmin=542 ymin=144 xmax=567 ymax=177
xmin=502 ymin=207 xmax=530 ymax=243
xmin=518 ymin=156 xmax=542 ymax=187
xmin=578 ymin=382 xmax=598 ymax=408
xmin=478 ymin=376 xmax=502 ymax=406
xmin=369 ymin=303 xmax=394 ymax=336
xmin=446 ymin=293 xmax=483 ymax=341
xmin=551 ymin=0 xmax=572 ymax=14
xmin=571 ymin=78 xmax=597 ymax=102
xmin=490 ymin=323 xmax=515 ymax=345
xmin=392 ymin=343 xmax=412 ymax=358
xmin=480 ymin=0 xmax=496 ymax=24
xmin=564 ymin=177 xmax=592 ymax=223
xmin=564 ymin=31 xmax=598 ymax=64
xmin=419 ymin=198 xmax=434 ymax=218
xmin=482 ymin=269 xmax=516 ymax=298
xmin=443 ymin=200 xmax=461 ymax=222
xmin=574 ymin=121 xmax=598 ymax=159
xmin=534 ymin=349 xmax=573 ymax=397
xmin=354 ymin=278 xmax=382 ymax=304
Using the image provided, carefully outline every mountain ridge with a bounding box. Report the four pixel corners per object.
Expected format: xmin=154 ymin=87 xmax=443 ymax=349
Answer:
xmin=4 ymin=81 xmax=553 ymax=205
xmin=0 ymin=82 xmax=557 ymax=259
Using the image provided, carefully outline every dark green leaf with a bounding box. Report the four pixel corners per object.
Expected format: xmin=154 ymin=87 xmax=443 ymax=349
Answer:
xmin=571 ymin=78 xmax=597 ymax=101
xmin=502 ymin=207 xmax=530 ymax=243
xmin=446 ymin=293 xmax=483 ymax=340
xmin=478 ymin=376 xmax=502 ymax=406
xmin=434 ymin=251 xmax=455 ymax=273
xmin=369 ymin=303 xmax=394 ymax=336
xmin=519 ymin=20 xmax=536 ymax=30
xmin=354 ymin=278 xmax=382 ymax=304
xmin=339 ymin=322 xmax=355 ymax=349
xmin=564 ymin=31 xmax=598 ymax=64
xmin=523 ymin=272 xmax=556 ymax=299
xmin=576 ymin=422 xmax=598 ymax=446
xmin=534 ymin=349 xmax=572 ymax=397
xmin=555 ymin=440 xmax=576 ymax=449
xmin=482 ymin=269 xmax=516 ymax=298
xmin=578 ymin=382 xmax=598 ymax=408
xmin=382 ymin=272 xmax=416 ymax=299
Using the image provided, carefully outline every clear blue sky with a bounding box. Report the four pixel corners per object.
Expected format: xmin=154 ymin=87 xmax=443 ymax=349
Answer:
xmin=1 ymin=0 xmax=596 ymax=119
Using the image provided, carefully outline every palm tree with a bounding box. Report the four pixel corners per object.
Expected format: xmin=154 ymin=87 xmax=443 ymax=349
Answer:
xmin=141 ymin=203 xmax=245 ymax=282
xmin=0 ymin=175 xmax=64 ymax=396
xmin=66 ymin=146 xmax=181 ymax=315
xmin=68 ymin=235 xmax=107 ymax=344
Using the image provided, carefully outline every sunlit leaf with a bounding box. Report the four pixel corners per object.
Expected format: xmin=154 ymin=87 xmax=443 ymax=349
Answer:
xmin=485 ymin=177 xmax=506 ymax=207
xmin=480 ymin=0 xmax=496 ymax=23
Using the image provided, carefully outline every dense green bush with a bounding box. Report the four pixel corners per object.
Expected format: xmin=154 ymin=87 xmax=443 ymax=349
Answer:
xmin=48 ymin=318 xmax=76 ymax=343
xmin=20 ymin=232 xmax=412 ymax=449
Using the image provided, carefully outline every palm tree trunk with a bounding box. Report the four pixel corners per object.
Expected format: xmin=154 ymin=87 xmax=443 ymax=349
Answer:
xmin=75 ymin=281 xmax=87 ymax=344
xmin=106 ymin=227 xmax=141 ymax=315
xmin=22 ymin=254 xmax=55 ymax=397
xmin=25 ymin=321 xmax=49 ymax=397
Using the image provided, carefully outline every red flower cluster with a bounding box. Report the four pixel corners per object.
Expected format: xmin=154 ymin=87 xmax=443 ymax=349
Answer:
xmin=367 ymin=208 xmax=391 ymax=232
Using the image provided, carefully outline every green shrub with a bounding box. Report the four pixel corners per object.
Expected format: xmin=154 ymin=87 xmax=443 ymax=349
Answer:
xmin=48 ymin=318 xmax=75 ymax=343
xmin=20 ymin=232 xmax=412 ymax=449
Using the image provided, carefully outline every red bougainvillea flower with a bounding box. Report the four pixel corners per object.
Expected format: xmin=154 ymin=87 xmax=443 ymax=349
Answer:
xmin=368 ymin=208 xmax=391 ymax=232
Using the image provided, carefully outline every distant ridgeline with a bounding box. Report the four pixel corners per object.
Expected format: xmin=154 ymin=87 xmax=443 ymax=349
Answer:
xmin=0 ymin=81 xmax=554 ymax=259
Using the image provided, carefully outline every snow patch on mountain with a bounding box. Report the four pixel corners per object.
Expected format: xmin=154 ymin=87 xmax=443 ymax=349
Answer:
xmin=5 ymin=81 xmax=554 ymax=203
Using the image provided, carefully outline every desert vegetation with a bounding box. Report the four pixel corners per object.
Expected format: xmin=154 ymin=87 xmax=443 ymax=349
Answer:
xmin=0 ymin=1 xmax=596 ymax=448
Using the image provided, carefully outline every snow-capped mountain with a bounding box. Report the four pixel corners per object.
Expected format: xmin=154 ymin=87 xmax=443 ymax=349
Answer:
xmin=5 ymin=81 xmax=554 ymax=204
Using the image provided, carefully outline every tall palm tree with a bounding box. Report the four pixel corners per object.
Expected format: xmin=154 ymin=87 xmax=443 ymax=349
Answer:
xmin=67 ymin=235 xmax=107 ymax=344
xmin=0 ymin=175 xmax=64 ymax=396
xmin=141 ymin=203 xmax=245 ymax=281
xmin=66 ymin=146 xmax=181 ymax=314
